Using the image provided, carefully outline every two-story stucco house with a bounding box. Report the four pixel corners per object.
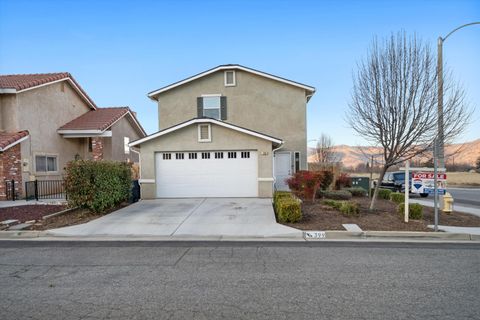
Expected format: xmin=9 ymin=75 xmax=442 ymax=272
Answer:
xmin=130 ymin=65 xmax=315 ymax=198
xmin=0 ymin=73 xmax=146 ymax=200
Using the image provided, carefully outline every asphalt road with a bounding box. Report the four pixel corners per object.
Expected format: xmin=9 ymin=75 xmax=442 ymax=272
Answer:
xmin=418 ymin=187 xmax=480 ymax=208
xmin=1 ymin=241 xmax=479 ymax=319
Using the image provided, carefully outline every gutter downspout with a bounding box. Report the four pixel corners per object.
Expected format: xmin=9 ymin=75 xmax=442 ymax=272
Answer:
xmin=272 ymin=141 xmax=285 ymax=196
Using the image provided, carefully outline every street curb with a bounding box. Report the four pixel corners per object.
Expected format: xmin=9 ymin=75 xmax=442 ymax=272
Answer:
xmin=303 ymin=230 xmax=475 ymax=241
xmin=0 ymin=230 xmax=478 ymax=242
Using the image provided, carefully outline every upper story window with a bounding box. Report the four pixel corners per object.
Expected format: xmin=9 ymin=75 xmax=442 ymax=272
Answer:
xmin=197 ymin=95 xmax=227 ymax=120
xmin=224 ymin=71 xmax=236 ymax=86
xmin=202 ymin=95 xmax=221 ymax=119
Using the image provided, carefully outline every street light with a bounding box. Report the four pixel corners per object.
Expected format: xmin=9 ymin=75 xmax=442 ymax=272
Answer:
xmin=437 ymin=22 xmax=480 ymax=168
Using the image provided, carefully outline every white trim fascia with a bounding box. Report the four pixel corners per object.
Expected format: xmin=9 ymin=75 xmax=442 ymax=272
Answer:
xmin=224 ymin=70 xmax=236 ymax=86
xmin=148 ymin=65 xmax=315 ymax=98
xmin=16 ymin=78 xmax=97 ymax=110
xmin=58 ymin=129 xmax=103 ymax=134
xmin=60 ymin=131 xmax=113 ymax=138
xmin=130 ymin=118 xmax=283 ymax=147
xmin=201 ymin=93 xmax=221 ymax=97
xmin=139 ymin=179 xmax=155 ymax=184
xmin=197 ymin=123 xmax=212 ymax=142
xmin=0 ymin=88 xmax=17 ymax=94
xmin=0 ymin=135 xmax=29 ymax=152
xmin=258 ymin=177 xmax=274 ymax=182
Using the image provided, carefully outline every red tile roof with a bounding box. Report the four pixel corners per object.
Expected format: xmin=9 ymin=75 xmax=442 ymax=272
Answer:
xmin=58 ymin=107 xmax=144 ymax=134
xmin=0 ymin=73 xmax=97 ymax=109
xmin=0 ymin=131 xmax=29 ymax=151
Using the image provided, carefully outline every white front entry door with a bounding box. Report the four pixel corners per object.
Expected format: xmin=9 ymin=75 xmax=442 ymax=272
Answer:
xmin=155 ymin=151 xmax=258 ymax=198
xmin=274 ymin=152 xmax=292 ymax=191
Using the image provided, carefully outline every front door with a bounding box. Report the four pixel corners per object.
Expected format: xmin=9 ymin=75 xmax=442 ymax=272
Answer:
xmin=274 ymin=152 xmax=291 ymax=191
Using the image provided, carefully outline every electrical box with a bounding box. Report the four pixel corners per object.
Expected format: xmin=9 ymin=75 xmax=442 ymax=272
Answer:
xmin=351 ymin=177 xmax=370 ymax=194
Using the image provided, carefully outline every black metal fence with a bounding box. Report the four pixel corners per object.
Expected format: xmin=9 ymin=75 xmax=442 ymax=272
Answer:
xmin=4 ymin=179 xmax=18 ymax=201
xmin=25 ymin=180 xmax=67 ymax=201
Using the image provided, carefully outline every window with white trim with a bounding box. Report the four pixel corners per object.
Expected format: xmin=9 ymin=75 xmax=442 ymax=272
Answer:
xmin=202 ymin=96 xmax=221 ymax=119
xmin=224 ymin=70 xmax=236 ymax=86
xmin=35 ymin=155 xmax=58 ymax=173
xmin=175 ymin=153 xmax=184 ymax=160
xmin=214 ymin=152 xmax=224 ymax=159
xmin=201 ymin=152 xmax=211 ymax=159
xmin=188 ymin=152 xmax=197 ymax=159
xmin=163 ymin=153 xmax=172 ymax=160
xmin=241 ymin=151 xmax=250 ymax=158
xmin=198 ymin=124 xmax=211 ymax=142
xmin=228 ymin=151 xmax=237 ymax=159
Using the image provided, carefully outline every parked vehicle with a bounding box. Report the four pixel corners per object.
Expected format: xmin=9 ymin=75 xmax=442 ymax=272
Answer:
xmin=378 ymin=171 xmax=429 ymax=197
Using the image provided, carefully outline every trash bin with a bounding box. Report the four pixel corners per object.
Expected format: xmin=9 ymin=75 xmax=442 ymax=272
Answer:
xmin=442 ymin=192 xmax=454 ymax=213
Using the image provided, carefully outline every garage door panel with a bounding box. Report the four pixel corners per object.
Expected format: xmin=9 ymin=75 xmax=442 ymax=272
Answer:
xmin=155 ymin=151 xmax=258 ymax=198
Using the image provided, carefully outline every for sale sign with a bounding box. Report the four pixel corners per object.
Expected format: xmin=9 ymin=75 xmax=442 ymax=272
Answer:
xmin=411 ymin=172 xmax=447 ymax=195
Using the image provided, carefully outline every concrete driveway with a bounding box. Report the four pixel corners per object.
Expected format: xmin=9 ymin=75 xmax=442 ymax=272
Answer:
xmin=48 ymin=198 xmax=302 ymax=238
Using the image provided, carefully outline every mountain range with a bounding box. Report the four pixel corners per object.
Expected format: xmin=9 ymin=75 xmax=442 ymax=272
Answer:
xmin=308 ymin=139 xmax=480 ymax=169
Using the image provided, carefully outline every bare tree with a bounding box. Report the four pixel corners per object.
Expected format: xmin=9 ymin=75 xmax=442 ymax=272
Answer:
xmin=314 ymin=133 xmax=336 ymax=165
xmin=347 ymin=32 xmax=471 ymax=210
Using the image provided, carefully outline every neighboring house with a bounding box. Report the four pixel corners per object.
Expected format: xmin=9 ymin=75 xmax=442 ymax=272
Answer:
xmin=130 ymin=64 xmax=315 ymax=198
xmin=0 ymin=73 xmax=146 ymax=200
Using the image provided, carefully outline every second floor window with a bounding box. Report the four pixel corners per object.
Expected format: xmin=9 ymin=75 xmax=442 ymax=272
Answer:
xmin=202 ymin=96 xmax=221 ymax=119
xmin=197 ymin=95 xmax=227 ymax=120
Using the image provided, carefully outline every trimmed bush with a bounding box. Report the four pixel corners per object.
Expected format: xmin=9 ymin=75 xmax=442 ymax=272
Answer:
xmin=343 ymin=187 xmax=367 ymax=197
xmin=397 ymin=203 xmax=423 ymax=220
xmin=323 ymin=199 xmax=342 ymax=210
xmin=390 ymin=192 xmax=405 ymax=204
xmin=276 ymin=197 xmax=302 ymax=223
xmin=323 ymin=199 xmax=359 ymax=216
xmin=273 ymin=191 xmax=292 ymax=203
xmin=378 ymin=188 xmax=392 ymax=200
xmin=339 ymin=202 xmax=360 ymax=216
xmin=322 ymin=190 xmax=352 ymax=200
xmin=64 ymin=160 xmax=132 ymax=213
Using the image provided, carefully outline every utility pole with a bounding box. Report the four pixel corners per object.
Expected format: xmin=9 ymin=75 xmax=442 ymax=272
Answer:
xmin=434 ymin=139 xmax=439 ymax=232
xmin=437 ymin=22 xmax=480 ymax=168
xmin=369 ymin=155 xmax=373 ymax=198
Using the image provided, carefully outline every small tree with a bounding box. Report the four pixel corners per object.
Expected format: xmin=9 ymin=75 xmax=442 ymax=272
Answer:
xmin=314 ymin=133 xmax=337 ymax=165
xmin=347 ymin=32 xmax=471 ymax=209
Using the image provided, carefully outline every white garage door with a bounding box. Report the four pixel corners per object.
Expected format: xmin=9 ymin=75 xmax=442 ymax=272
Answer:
xmin=155 ymin=151 xmax=258 ymax=198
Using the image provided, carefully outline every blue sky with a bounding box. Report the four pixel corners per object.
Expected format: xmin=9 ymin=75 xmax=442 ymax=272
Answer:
xmin=1 ymin=0 xmax=479 ymax=146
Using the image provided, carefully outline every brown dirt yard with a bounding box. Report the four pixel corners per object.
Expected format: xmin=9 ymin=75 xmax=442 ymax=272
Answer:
xmin=0 ymin=205 xmax=67 ymax=223
xmin=283 ymin=197 xmax=480 ymax=232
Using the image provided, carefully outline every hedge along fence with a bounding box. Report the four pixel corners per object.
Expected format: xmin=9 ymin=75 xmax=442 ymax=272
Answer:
xmin=273 ymin=191 xmax=302 ymax=223
xmin=64 ymin=160 xmax=132 ymax=213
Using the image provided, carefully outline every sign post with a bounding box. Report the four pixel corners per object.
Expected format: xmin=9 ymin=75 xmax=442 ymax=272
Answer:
xmin=434 ymin=141 xmax=439 ymax=231
xmin=404 ymin=160 xmax=409 ymax=223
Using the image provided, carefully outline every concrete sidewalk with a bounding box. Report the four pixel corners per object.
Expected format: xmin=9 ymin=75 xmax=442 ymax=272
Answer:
xmin=428 ymin=225 xmax=480 ymax=235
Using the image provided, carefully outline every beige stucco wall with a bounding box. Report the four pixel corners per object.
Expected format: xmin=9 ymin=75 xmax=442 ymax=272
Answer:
xmin=0 ymin=94 xmax=20 ymax=131
xmin=109 ymin=116 xmax=142 ymax=163
xmin=15 ymin=81 xmax=92 ymax=180
xmin=139 ymin=123 xmax=274 ymax=198
xmin=155 ymin=69 xmax=309 ymax=170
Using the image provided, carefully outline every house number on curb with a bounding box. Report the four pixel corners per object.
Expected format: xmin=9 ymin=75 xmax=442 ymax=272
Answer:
xmin=304 ymin=231 xmax=326 ymax=239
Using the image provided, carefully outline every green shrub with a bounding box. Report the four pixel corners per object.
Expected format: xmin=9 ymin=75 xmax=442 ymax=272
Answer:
xmin=343 ymin=187 xmax=367 ymax=197
xmin=323 ymin=199 xmax=359 ymax=216
xmin=390 ymin=192 xmax=405 ymax=204
xmin=397 ymin=203 xmax=423 ymax=220
xmin=275 ymin=197 xmax=302 ymax=223
xmin=320 ymin=170 xmax=334 ymax=190
xmin=378 ymin=188 xmax=392 ymax=200
xmin=322 ymin=190 xmax=352 ymax=200
xmin=273 ymin=191 xmax=292 ymax=203
xmin=323 ymin=199 xmax=342 ymax=209
xmin=339 ymin=202 xmax=360 ymax=216
xmin=64 ymin=160 xmax=132 ymax=213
